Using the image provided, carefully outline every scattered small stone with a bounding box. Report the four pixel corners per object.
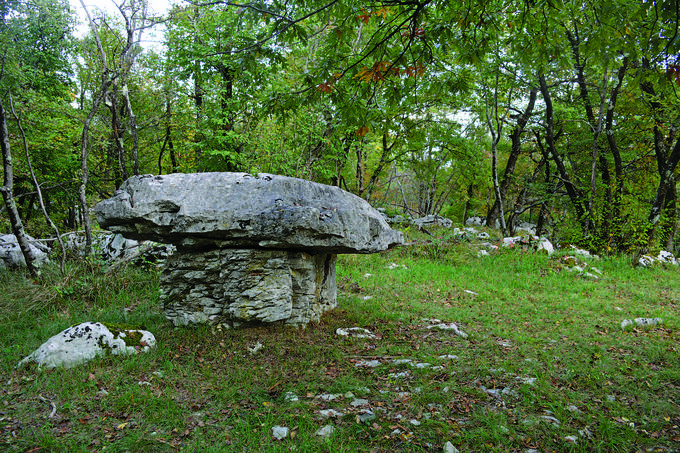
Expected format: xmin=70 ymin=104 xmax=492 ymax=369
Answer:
xmin=138 ymin=381 xmax=151 ymax=386
xmin=386 ymin=262 xmax=408 ymax=270
xmin=360 ymin=295 xmax=373 ymax=300
xmin=427 ymin=322 xmax=468 ymax=338
xmin=477 ymin=250 xmax=490 ymax=257
xmin=336 ymin=327 xmax=376 ymax=339
xmin=355 ymin=386 xmax=370 ymax=394
xmin=350 ymin=398 xmax=369 ymax=406
xmin=396 ymin=392 xmax=410 ymax=398
xmin=409 ymin=419 xmax=421 ymax=426
xmin=567 ymin=405 xmax=580 ymax=413
xmin=621 ymin=317 xmax=663 ymax=330
xmin=356 ymin=410 xmax=375 ymax=423
xmin=152 ymin=371 xmax=164 ymax=378
xmin=272 ymin=425 xmax=288 ymax=440
xmin=516 ymin=377 xmax=537 ymax=386
xmin=413 ymin=362 xmax=431 ymax=369
xmin=578 ymin=428 xmax=593 ymax=438
xmin=355 ymin=359 xmax=381 ymax=368
xmin=607 ymin=394 xmax=616 ymax=402
xmin=315 ymin=424 xmax=334 ymax=438
xmin=564 ymin=435 xmax=578 ymax=444
xmin=393 ymin=358 xmax=413 ymax=365
xmin=363 ymin=273 xmax=373 ymax=278
xmin=438 ymin=354 xmax=458 ymax=360
xmin=247 ymin=342 xmax=264 ymax=354
xmin=502 ymin=388 xmax=519 ymax=398
xmin=570 ymin=245 xmax=599 ymax=259
xmin=539 ymin=415 xmax=561 ymax=426
xmin=481 ymin=241 xmax=498 ymax=250
xmin=284 ymin=392 xmax=299 ymax=402
xmin=444 ymin=441 xmax=460 ymax=453
xmin=319 ymin=409 xmax=344 ymax=419
xmin=344 ymin=391 xmax=355 ymax=399
xmin=317 ymin=393 xmax=342 ymax=402
xmin=463 ymin=289 xmax=478 ymax=295
xmin=388 ymin=371 xmax=410 ymax=379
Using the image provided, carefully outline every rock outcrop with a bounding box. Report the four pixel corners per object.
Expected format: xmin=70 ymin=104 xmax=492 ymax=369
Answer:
xmin=95 ymin=173 xmax=403 ymax=328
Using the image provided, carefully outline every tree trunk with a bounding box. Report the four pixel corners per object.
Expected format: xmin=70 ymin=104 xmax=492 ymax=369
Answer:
xmin=636 ymin=61 xmax=680 ymax=256
xmin=365 ymin=133 xmax=394 ymax=203
xmin=108 ymin=82 xmax=129 ymax=184
xmin=9 ymin=92 xmax=66 ymax=273
xmin=538 ymin=74 xmax=588 ymax=232
xmin=0 ymin=97 xmax=39 ymax=277
xmin=486 ymin=88 xmax=538 ymax=227
xmin=121 ymin=82 xmax=140 ymax=176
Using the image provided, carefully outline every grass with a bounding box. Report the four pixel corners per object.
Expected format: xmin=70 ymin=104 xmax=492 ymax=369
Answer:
xmin=1 ymin=227 xmax=679 ymax=452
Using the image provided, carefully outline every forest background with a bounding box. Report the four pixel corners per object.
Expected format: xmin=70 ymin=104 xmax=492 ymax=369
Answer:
xmin=1 ymin=0 xmax=680 ymax=275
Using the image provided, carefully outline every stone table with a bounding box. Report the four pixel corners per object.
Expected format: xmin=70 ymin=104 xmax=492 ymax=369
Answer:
xmin=95 ymin=172 xmax=403 ymax=328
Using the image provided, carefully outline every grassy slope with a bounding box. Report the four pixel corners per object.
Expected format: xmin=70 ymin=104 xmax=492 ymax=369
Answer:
xmin=0 ymin=229 xmax=678 ymax=452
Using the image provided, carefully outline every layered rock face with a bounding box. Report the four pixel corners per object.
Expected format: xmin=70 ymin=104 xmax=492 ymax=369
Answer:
xmin=95 ymin=172 xmax=402 ymax=328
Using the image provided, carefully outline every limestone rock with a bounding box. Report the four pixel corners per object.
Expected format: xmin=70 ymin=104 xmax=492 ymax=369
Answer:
xmin=412 ymin=215 xmax=453 ymax=228
xmin=0 ymin=234 xmax=50 ymax=269
xmin=161 ymin=248 xmax=336 ymax=328
xmin=315 ymin=425 xmax=334 ymax=438
xmin=94 ymin=172 xmax=403 ymax=253
xmin=18 ymin=322 xmax=155 ymax=369
xmin=99 ymin=233 xmax=140 ymax=261
xmin=271 ymin=425 xmax=288 ymax=440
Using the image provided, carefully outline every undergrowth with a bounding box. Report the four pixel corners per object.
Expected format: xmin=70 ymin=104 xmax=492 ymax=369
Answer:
xmin=1 ymin=228 xmax=678 ymax=452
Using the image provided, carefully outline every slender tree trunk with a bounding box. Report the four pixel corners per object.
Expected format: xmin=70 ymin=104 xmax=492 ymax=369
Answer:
xmin=364 ymin=133 xmax=394 ymax=203
xmin=486 ymin=88 xmax=537 ymax=227
xmin=9 ymin=92 xmax=66 ymax=273
xmin=121 ymin=83 xmax=140 ymax=176
xmin=356 ymin=143 xmax=365 ymax=197
xmin=605 ymin=58 xmax=629 ymax=235
xmin=108 ymin=82 xmax=129 ymax=184
xmin=538 ymin=74 xmax=588 ymax=232
xmin=636 ymin=61 xmax=680 ymax=257
xmin=484 ymin=72 xmax=507 ymax=236
xmin=0 ymin=97 xmax=39 ymax=277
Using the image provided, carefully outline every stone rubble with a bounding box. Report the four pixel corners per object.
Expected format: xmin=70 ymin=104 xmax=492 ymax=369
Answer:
xmin=637 ymin=250 xmax=679 ymax=266
xmin=621 ymin=317 xmax=663 ymax=329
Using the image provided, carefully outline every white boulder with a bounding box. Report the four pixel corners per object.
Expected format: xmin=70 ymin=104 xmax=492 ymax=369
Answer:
xmin=18 ymin=322 xmax=155 ymax=369
xmin=0 ymin=234 xmax=50 ymax=269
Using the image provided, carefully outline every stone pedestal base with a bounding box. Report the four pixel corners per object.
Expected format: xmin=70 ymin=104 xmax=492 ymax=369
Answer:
xmin=160 ymin=248 xmax=337 ymax=328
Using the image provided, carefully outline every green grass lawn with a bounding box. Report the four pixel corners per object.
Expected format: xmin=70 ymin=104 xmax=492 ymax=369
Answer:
xmin=1 ymin=228 xmax=678 ymax=452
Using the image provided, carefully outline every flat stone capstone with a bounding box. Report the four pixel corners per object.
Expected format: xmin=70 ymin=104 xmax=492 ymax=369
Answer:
xmin=94 ymin=172 xmax=403 ymax=328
